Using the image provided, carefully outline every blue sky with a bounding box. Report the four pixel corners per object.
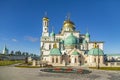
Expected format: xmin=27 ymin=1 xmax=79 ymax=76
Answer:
xmin=0 ymin=0 xmax=120 ymax=55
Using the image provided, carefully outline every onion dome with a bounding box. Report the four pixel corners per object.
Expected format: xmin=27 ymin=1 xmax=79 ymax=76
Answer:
xmin=50 ymin=48 xmax=61 ymax=56
xmin=88 ymin=48 xmax=104 ymax=56
xmin=63 ymin=20 xmax=75 ymax=30
xmin=85 ymin=32 xmax=90 ymax=37
xmin=72 ymin=51 xmax=79 ymax=55
xmin=49 ymin=43 xmax=61 ymax=56
xmin=50 ymin=31 xmax=55 ymax=37
xmin=64 ymin=33 xmax=77 ymax=46
xmin=82 ymin=39 xmax=87 ymax=44
xmin=88 ymin=43 xmax=104 ymax=56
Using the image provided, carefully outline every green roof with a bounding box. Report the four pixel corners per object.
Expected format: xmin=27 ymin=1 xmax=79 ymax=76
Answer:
xmin=50 ymin=31 xmax=55 ymax=37
xmin=82 ymin=39 xmax=87 ymax=44
xmin=85 ymin=32 xmax=90 ymax=37
xmin=49 ymin=48 xmax=61 ymax=56
xmin=72 ymin=51 xmax=79 ymax=55
xmin=64 ymin=33 xmax=77 ymax=46
xmin=88 ymin=48 xmax=104 ymax=56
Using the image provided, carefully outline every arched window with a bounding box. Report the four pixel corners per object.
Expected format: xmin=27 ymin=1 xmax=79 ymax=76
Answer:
xmin=52 ymin=58 xmax=54 ymax=63
xmin=98 ymin=58 xmax=100 ymax=63
xmin=94 ymin=58 xmax=96 ymax=62
xmin=49 ymin=44 xmax=51 ymax=49
xmin=56 ymin=58 xmax=58 ymax=63
xmin=75 ymin=58 xmax=77 ymax=63
xmin=69 ymin=59 xmax=71 ymax=63
xmin=69 ymin=55 xmax=71 ymax=57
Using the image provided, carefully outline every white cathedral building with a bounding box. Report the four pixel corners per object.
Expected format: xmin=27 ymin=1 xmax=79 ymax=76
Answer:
xmin=40 ymin=15 xmax=106 ymax=67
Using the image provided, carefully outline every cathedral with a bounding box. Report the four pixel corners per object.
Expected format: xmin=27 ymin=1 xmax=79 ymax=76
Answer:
xmin=40 ymin=15 xmax=105 ymax=67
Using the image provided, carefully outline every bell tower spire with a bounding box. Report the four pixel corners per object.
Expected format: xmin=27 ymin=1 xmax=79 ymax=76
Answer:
xmin=85 ymin=27 xmax=90 ymax=42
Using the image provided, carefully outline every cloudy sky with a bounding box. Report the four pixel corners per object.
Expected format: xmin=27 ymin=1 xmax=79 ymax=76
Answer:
xmin=0 ymin=0 xmax=120 ymax=55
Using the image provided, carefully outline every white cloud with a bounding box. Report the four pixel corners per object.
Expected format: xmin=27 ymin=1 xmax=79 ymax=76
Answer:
xmin=12 ymin=38 xmax=18 ymax=42
xmin=24 ymin=36 xmax=39 ymax=42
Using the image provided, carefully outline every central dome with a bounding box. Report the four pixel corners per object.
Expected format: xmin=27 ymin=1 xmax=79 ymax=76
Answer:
xmin=63 ymin=20 xmax=75 ymax=30
xmin=64 ymin=33 xmax=77 ymax=46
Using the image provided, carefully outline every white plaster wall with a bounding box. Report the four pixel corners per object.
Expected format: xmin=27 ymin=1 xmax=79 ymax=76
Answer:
xmin=43 ymin=51 xmax=49 ymax=55
xmin=88 ymin=43 xmax=103 ymax=50
xmin=44 ymin=43 xmax=50 ymax=50
xmin=88 ymin=43 xmax=94 ymax=50
xmin=73 ymin=32 xmax=79 ymax=38
xmin=97 ymin=43 xmax=103 ymax=50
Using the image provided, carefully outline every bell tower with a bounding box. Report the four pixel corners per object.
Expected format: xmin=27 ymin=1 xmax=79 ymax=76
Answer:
xmin=42 ymin=12 xmax=49 ymax=36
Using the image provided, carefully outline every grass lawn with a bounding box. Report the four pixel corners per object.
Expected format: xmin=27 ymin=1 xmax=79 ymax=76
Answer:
xmin=89 ymin=67 xmax=120 ymax=71
xmin=0 ymin=60 xmax=24 ymax=66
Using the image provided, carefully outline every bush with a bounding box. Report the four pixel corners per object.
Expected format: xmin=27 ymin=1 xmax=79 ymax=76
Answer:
xmin=0 ymin=60 xmax=23 ymax=66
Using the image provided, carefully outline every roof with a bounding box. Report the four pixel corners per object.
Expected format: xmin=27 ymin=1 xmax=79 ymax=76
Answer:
xmin=42 ymin=17 xmax=49 ymax=21
xmin=88 ymin=48 xmax=104 ymax=56
xmin=85 ymin=32 xmax=90 ymax=37
xmin=50 ymin=31 xmax=55 ymax=37
xmin=89 ymin=41 xmax=104 ymax=43
xmin=64 ymin=33 xmax=77 ymax=46
xmin=49 ymin=48 xmax=61 ymax=56
xmin=63 ymin=20 xmax=75 ymax=29
xmin=72 ymin=51 xmax=79 ymax=55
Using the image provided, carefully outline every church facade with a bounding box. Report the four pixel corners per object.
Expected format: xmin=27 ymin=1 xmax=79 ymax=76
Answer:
xmin=40 ymin=15 xmax=105 ymax=67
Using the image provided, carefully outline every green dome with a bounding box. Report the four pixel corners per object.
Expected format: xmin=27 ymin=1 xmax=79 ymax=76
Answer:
xmin=50 ymin=31 xmax=55 ymax=37
xmin=82 ymin=39 xmax=87 ymax=44
xmin=88 ymin=48 xmax=104 ymax=56
xmin=49 ymin=48 xmax=61 ymax=56
xmin=64 ymin=33 xmax=77 ymax=46
xmin=72 ymin=51 xmax=79 ymax=55
xmin=85 ymin=32 xmax=90 ymax=37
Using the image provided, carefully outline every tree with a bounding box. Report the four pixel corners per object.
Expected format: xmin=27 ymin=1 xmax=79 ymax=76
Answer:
xmin=22 ymin=52 xmax=25 ymax=56
xmin=25 ymin=52 xmax=29 ymax=56
xmin=30 ymin=53 xmax=34 ymax=57
xmin=18 ymin=51 xmax=21 ymax=55
xmin=10 ymin=51 xmax=14 ymax=56
xmin=33 ymin=54 xmax=36 ymax=57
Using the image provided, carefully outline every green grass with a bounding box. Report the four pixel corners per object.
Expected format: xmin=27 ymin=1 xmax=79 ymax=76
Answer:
xmin=0 ymin=60 xmax=24 ymax=66
xmin=89 ymin=67 xmax=120 ymax=71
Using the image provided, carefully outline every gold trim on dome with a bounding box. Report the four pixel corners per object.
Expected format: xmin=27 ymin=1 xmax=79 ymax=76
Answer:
xmin=53 ymin=43 xmax=57 ymax=48
xmin=43 ymin=17 xmax=49 ymax=21
xmin=94 ymin=43 xmax=97 ymax=48
xmin=63 ymin=20 xmax=75 ymax=29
